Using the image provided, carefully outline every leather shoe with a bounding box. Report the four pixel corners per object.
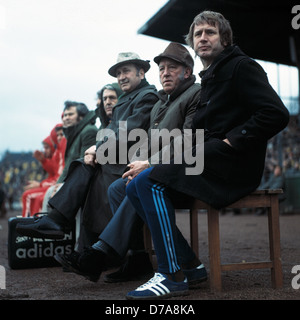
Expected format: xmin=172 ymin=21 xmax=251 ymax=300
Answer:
xmin=55 ymin=247 xmax=106 ymax=282
xmin=16 ymin=215 xmax=65 ymax=239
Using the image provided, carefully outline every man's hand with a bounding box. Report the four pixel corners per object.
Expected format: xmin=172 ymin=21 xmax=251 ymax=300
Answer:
xmin=50 ymin=183 xmax=63 ymax=198
xmin=122 ymin=160 xmax=150 ymax=184
xmin=84 ymin=145 xmax=97 ymax=167
xmin=33 ymin=150 xmax=45 ymax=162
xmin=223 ymin=138 xmax=233 ymax=147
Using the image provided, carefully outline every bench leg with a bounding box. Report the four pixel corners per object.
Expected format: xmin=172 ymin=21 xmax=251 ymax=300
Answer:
xmin=207 ymin=207 xmax=222 ymax=292
xmin=268 ymin=195 xmax=283 ymax=288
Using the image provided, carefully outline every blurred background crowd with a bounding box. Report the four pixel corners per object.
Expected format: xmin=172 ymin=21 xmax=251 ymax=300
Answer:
xmin=1 ymin=114 xmax=300 ymax=217
xmin=0 ymin=151 xmax=46 ymax=213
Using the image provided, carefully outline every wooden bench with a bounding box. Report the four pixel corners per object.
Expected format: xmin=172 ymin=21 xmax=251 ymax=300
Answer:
xmin=143 ymin=189 xmax=283 ymax=292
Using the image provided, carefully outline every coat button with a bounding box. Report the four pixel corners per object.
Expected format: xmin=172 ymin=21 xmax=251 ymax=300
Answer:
xmin=242 ymin=129 xmax=247 ymax=134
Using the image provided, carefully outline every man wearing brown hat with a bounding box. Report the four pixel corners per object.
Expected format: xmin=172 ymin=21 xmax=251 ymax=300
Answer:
xmin=17 ymin=52 xmax=159 ymax=248
xmin=53 ymin=42 xmax=206 ymax=287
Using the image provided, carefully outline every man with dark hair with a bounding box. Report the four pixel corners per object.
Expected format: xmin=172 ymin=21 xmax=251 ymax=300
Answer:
xmin=57 ymin=101 xmax=97 ymax=183
xmin=63 ymin=101 xmax=89 ymax=119
xmin=124 ymin=10 xmax=289 ymax=299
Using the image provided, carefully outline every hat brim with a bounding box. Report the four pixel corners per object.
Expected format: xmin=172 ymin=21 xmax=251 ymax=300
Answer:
xmin=108 ymin=59 xmax=151 ymax=77
xmin=154 ymin=54 xmax=190 ymax=68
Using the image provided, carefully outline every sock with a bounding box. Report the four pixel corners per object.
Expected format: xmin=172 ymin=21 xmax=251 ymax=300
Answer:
xmin=166 ymin=271 xmax=185 ymax=283
xmin=92 ymin=240 xmax=112 ymax=255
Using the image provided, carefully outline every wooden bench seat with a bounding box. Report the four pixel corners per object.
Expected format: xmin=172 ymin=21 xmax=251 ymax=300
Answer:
xmin=144 ymin=189 xmax=283 ymax=292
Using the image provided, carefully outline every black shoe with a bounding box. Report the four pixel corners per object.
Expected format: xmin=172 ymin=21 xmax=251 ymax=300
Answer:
xmin=104 ymin=251 xmax=153 ymax=283
xmin=54 ymin=247 xmax=106 ymax=282
xmin=57 ymin=251 xmax=80 ymax=272
xmin=16 ymin=215 xmax=65 ymax=239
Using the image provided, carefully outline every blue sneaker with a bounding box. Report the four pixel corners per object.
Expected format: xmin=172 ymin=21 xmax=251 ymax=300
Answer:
xmin=126 ymin=273 xmax=188 ymax=300
xmin=183 ymin=264 xmax=208 ymax=286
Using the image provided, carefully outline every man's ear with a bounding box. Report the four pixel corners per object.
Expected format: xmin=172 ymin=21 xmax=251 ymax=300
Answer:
xmin=184 ymin=67 xmax=192 ymax=79
xmin=139 ymin=68 xmax=145 ymax=79
xmin=222 ymin=41 xmax=228 ymax=47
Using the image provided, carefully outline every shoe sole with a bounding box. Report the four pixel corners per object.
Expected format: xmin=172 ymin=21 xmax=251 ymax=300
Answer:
xmin=126 ymin=289 xmax=189 ymax=300
xmin=188 ymin=275 xmax=208 ymax=287
xmin=16 ymin=227 xmax=65 ymax=240
xmin=54 ymin=254 xmax=100 ymax=283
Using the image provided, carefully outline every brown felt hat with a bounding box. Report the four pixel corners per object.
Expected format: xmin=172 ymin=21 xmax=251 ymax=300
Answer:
xmin=108 ymin=52 xmax=151 ymax=77
xmin=154 ymin=42 xmax=194 ymax=71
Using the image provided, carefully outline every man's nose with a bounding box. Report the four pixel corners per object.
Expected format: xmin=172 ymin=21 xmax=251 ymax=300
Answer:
xmin=162 ymin=68 xmax=170 ymax=77
xmin=200 ymin=33 xmax=208 ymax=41
xmin=118 ymin=72 xmax=126 ymax=80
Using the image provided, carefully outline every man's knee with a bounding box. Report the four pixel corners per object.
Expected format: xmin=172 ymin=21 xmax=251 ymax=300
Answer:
xmin=108 ymin=177 xmax=127 ymax=199
xmin=125 ymin=177 xmax=137 ymax=198
xmin=133 ymin=168 xmax=153 ymax=191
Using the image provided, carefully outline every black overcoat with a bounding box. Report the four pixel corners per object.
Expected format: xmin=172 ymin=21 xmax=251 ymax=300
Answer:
xmin=80 ymin=83 xmax=159 ymax=233
xmin=149 ymin=46 xmax=290 ymax=209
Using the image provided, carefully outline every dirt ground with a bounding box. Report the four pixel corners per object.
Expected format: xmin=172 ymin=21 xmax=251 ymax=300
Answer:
xmin=0 ymin=209 xmax=300 ymax=303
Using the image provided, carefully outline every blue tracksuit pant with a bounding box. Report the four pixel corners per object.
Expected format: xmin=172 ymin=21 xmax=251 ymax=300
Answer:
xmin=126 ymin=167 xmax=196 ymax=274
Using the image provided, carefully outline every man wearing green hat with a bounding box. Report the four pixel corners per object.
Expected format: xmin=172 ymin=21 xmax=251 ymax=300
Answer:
xmin=17 ymin=53 xmax=159 ymax=248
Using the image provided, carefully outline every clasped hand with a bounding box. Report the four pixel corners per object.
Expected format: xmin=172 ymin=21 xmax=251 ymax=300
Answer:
xmin=84 ymin=145 xmax=97 ymax=167
xmin=122 ymin=160 xmax=150 ymax=185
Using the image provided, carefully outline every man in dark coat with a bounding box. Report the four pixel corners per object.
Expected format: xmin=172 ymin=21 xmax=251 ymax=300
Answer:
xmin=123 ymin=11 xmax=290 ymax=299
xmin=16 ymin=53 xmax=159 ymax=246
xmin=57 ymin=101 xmax=98 ymax=183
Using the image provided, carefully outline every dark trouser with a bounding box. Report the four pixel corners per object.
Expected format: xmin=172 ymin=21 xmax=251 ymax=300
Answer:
xmin=48 ymin=162 xmax=96 ymax=223
xmin=98 ymin=177 xmax=144 ymax=258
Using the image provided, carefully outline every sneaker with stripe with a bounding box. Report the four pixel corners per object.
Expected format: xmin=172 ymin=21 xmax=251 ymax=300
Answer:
xmin=126 ymin=272 xmax=188 ymax=300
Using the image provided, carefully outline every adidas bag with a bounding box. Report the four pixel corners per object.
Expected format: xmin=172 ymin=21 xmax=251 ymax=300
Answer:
xmin=8 ymin=216 xmax=75 ymax=269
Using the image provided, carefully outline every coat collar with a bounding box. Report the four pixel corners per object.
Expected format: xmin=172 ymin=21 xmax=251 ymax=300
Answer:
xmin=158 ymin=74 xmax=197 ymax=105
xmin=63 ymin=110 xmax=96 ymax=148
xmin=114 ymin=81 xmax=156 ymax=107
xmin=199 ymin=45 xmax=247 ymax=81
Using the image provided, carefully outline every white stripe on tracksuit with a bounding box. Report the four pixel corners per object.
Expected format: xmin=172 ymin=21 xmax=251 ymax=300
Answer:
xmin=151 ymin=183 xmax=180 ymax=274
